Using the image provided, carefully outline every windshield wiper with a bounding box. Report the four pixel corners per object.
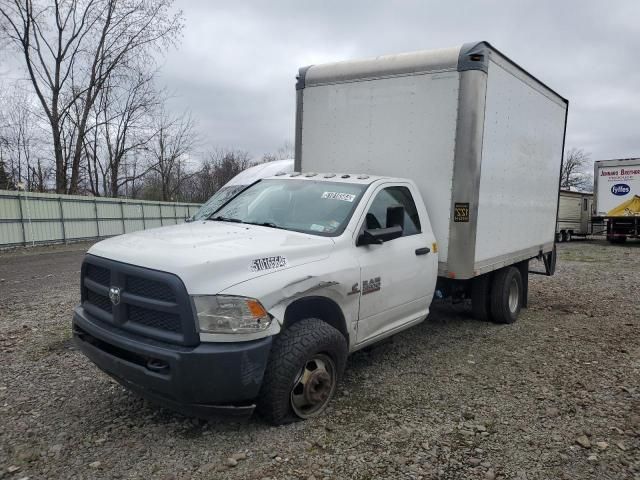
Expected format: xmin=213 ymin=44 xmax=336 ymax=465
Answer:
xmin=210 ymin=217 xmax=284 ymax=229
xmin=244 ymin=221 xmax=284 ymax=229
xmin=210 ymin=215 xmax=243 ymax=223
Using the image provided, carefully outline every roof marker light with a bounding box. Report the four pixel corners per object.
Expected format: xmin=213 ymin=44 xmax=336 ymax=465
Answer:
xmin=305 ymin=172 xmax=317 ymax=177
xmin=341 ymin=174 xmax=351 ymax=179
xmin=357 ymin=175 xmax=369 ymax=179
xmin=290 ymin=172 xmax=302 ymax=177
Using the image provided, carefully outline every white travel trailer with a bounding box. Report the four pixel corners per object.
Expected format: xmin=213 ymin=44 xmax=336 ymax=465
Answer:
xmin=556 ymin=190 xmax=593 ymax=241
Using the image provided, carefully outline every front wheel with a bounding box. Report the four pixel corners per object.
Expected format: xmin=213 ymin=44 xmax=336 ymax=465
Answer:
xmin=257 ymin=318 xmax=347 ymax=425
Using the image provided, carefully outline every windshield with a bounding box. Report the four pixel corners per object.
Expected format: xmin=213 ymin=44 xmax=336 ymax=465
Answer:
xmin=191 ymin=185 xmax=248 ymax=221
xmin=211 ymin=179 xmax=368 ymax=236
xmin=190 ymin=159 xmax=294 ymax=221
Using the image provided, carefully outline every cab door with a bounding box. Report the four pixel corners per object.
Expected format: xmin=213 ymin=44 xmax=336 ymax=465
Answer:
xmin=354 ymin=183 xmax=437 ymax=345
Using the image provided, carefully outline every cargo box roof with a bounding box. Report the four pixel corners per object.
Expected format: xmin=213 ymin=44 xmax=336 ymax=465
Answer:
xmin=297 ymin=41 xmax=567 ymax=106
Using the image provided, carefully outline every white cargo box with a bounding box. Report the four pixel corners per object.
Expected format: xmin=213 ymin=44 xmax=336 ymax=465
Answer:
xmin=295 ymin=41 xmax=568 ymax=279
xmin=593 ymin=158 xmax=640 ymax=216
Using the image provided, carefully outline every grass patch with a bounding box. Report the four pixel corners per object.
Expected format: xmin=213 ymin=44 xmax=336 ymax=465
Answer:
xmin=558 ymin=251 xmax=606 ymax=263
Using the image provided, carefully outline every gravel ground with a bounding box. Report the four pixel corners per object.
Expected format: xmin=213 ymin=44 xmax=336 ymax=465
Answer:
xmin=0 ymin=239 xmax=638 ymax=480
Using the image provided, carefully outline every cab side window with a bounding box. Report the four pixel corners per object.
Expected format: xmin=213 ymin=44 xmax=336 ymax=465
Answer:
xmin=365 ymin=186 xmax=421 ymax=236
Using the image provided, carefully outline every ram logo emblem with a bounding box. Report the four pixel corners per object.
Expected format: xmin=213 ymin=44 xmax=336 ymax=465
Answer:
xmin=109 ymin=286 xmax=121 ymax=306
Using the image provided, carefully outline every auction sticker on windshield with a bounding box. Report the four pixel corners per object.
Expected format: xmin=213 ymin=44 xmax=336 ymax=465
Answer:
xmin=322 ymin=192 xmax=356 ymax=202
xmin=250 ymin=256 xmax=288 ymax=272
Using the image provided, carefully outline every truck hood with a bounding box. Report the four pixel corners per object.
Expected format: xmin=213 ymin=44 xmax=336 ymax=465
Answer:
xmin=88 ymin=221 xmax=335 ymax=294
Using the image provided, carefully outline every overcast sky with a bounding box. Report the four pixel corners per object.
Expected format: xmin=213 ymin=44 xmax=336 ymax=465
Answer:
xmin=157 ymin=0 xmax=639 ymax=163
xmin=2 ymin=1 xmax=637 ymax=164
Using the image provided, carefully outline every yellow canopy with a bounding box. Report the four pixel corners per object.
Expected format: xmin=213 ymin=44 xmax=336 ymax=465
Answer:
xmin=607 ymin=195 xmax=640 ymax=217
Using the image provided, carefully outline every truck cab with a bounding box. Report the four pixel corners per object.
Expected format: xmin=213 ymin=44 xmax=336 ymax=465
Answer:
xmin=73 ymin=173 xmax=438 ymax=424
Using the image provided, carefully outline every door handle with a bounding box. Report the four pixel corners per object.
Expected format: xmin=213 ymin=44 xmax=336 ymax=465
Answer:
xmin=415 ymin=247 xmax=430 ymax=255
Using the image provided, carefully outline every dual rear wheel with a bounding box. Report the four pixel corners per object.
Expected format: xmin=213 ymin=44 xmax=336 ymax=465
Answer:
xmin=472 ymin=266 xmax=523 ymax=324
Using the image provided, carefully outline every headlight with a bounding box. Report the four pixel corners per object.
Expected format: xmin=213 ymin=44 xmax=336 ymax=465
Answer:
xmin=193 ymin=295 xmax=272 ymax=333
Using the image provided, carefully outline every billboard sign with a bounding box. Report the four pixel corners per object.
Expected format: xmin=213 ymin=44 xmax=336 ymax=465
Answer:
xmin=595 ymin=162 xmax=640 ymax=216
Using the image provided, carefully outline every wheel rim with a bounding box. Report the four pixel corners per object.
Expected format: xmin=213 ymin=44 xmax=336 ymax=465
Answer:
xmin=508 ymin=277 xmax=519 ymax=313
xmin=290 ymin=353 xmax=336 ymax=419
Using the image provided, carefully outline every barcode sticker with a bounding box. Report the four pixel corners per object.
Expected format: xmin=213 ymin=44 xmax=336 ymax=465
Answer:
xmin=321 ymin=192 xmax=356 ymax=202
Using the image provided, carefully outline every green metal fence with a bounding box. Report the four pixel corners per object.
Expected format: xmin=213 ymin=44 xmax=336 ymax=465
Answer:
xmin=0 ymin=190 xmax=201 ymax=248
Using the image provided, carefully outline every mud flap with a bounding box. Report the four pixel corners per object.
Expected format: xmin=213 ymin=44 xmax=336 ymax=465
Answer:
xmin=543 ymin=245 xmax=557 ymax=276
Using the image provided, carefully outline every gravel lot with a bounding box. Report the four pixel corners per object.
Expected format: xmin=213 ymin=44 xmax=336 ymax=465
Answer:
xmin=0 ymin=240 xmax=638 ymax=480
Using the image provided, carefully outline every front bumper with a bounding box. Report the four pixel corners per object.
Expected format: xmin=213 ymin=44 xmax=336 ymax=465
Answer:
xmin=73 ymin=306 xmax=272 ymax=417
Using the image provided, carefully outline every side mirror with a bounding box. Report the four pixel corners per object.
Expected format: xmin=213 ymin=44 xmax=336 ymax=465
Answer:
xmin=357 ymin=225 xmax=403 ymax=246
xmin=386 ymin=205 xmax=405 ymax=229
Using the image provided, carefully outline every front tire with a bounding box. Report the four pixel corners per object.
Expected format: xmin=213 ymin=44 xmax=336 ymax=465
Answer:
xmin=490 ymin=267 xmax=523 ymax=324
xmin=257 ymin=318 xmax=347 ymax=425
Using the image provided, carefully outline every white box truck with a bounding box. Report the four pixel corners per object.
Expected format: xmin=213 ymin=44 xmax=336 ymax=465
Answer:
xmin=592 ymin=158 xmax=640 ymax=242
xmin=73 ymin=42 xmax=567 ymax=424
xmin=556 ymin=190 xmax=593 ymax=242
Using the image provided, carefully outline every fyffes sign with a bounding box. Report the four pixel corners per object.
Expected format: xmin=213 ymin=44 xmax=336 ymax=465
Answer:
xmin=611 ymin=184 xmax=631 ymax=196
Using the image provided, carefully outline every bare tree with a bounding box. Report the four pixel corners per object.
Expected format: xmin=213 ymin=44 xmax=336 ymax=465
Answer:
xmin=262 ymin=140 xmax=294 ymax=162
xmin=0 ymin=0 xmax=183 ymax=194
xmin=0 ymin=83 xmax=48 ymax=189
xmin=0 ymin=154 xmax=13 ymax=190
xmin=146 ymin=107 xmax=197 ymax=201
xmin=82 ymin=68 xmax=159 ymax=196
xmin=183 ymin=148 xmax=252 ymax=202
xmin=561 ymin=147 xmax=593 ymax=192
xmin=27 ymin=157 xmax=52 ymax=191
xmin=209 ymin=148 xmax=252 ymax=186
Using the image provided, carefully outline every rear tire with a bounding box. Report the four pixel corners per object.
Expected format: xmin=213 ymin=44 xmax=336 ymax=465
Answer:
xmin=471 ymin=274 xmax=492 ymax=321
xmin=257 ymin=318 xmax=347 ymax=425
xmin=560 ymin=231 xmax=568 ymax=242
xmin=490 ymin=267 xmax=522 ymax=324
